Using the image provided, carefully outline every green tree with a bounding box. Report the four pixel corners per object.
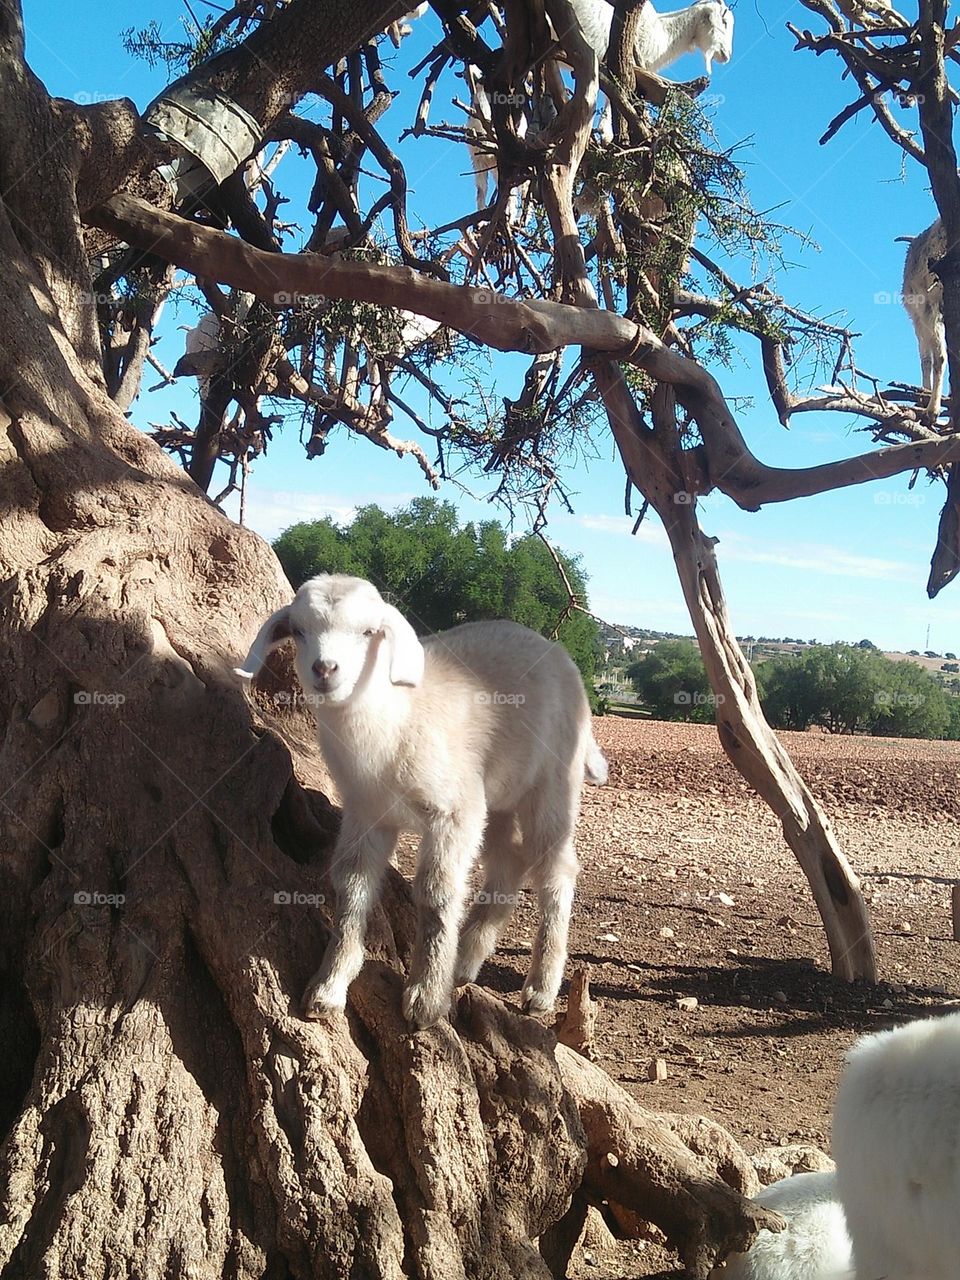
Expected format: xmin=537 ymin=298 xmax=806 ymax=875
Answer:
xmin=754 ymin=655 xmax=822 ymax=731
xmin=866 ymin=659 xmax=951 ymax=739
xmin=627 ymin=639 xmax=716 ymax=723
xmin=756 ymin=645 xmax=957 ymax=739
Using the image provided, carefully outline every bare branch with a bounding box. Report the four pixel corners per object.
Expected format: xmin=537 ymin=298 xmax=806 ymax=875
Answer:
xmin=89 ymin=194 xmax=960 ymax=509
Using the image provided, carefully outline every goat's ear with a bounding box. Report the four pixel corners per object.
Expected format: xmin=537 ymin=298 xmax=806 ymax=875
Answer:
xmin=236 ymin=605 xmax=293 ymax=678
xmin=380 ymin=603 xmax=424 ymax=687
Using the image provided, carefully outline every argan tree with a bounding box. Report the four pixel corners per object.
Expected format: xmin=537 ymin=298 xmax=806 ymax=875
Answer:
xmin=1 ymin=0 xmax=957 ymax=1275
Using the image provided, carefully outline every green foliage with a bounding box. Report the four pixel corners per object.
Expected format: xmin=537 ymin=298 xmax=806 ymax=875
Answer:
xmin=755 ymin=645 xmax=954 ymax=739
xmin=624 ymin=638 xmax=959 ymax=739
xmin=272 ymin=499 xmax=602 ymax=705
xmin=122 ymin=18 xmax=234 ymax=71
xmin=626 ymin=639 xmax=717 ymax=723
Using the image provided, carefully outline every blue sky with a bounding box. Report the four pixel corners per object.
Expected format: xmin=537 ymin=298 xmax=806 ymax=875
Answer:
xmin=23 ymin=1 xmax=960 ymax=652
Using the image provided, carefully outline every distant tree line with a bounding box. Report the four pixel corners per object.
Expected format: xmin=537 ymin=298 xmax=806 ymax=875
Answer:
xmin=273 ymin=499 xmax=602 ymax=704
xmin=628 ymin=640 xmax=960 ymax=739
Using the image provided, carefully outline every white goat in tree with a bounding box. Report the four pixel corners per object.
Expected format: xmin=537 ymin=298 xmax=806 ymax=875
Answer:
xmin=469 ymin=0 xmax=734 ymax=208
xmin=901 ymin=217 xmax=948 ymax=420
xmin=239 ymin=575 xmax=607 ymax=1029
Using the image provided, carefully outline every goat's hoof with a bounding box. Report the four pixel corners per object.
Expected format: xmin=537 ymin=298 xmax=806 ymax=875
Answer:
xmin=453 ymin=964 xmax=481 ymax=988
xmin=401 ymin=981 xmax=448 ymax=1030
xmin=302 ymin=982 xmax=346 ymax=1022
xmin=520 ymin=987 xmax=555 ymax=1016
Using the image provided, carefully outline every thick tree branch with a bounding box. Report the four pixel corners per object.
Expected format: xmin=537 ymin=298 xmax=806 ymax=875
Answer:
xmin=88 ymin=194 xmax=960 ymax=513
xmin=72 ymin=0 xmax=410 ymax=213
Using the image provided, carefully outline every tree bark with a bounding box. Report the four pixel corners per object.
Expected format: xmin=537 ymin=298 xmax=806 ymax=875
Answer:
xmin=89 ymin=194 xmax=960 ymax=510
xmin=0 ymin=24 xmax=789 ymax=1278
xmin=0 ymin=193 xmax=590 ymax=1277
xmin=595 ymin=374 xmax=877 ymax=981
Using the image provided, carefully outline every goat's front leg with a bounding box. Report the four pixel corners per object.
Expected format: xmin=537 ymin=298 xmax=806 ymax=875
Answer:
xmin=302 ymin=815 xmax=397 ymax=1019
xmin=403 ymin=801 xmax=486 ymax=1030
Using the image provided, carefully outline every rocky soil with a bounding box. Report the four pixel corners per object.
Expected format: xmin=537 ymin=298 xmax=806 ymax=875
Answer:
xmin=466 ymin=718 xmax=960 ymax=1277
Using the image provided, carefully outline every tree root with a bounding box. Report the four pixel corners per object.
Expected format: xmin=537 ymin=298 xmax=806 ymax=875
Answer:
xmin=555 ymin=1044 xmax=784 ymax=1279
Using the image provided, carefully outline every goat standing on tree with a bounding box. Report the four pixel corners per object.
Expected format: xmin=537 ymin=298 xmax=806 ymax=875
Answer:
xmin=901 ymin=217 xmax=948 ymax=420
xmin=468 ymin=0 xmax=734 ymax=208
xmin=239 ymin=574 xmax=607 ymax=1030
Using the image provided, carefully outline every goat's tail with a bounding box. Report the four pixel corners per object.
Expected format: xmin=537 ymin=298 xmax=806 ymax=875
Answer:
xmin=584 ymin=734 xmax=608 ymax=786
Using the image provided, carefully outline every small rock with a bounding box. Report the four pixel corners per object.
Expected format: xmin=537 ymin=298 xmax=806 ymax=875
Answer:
xmin=717 ymin=892 xmax=735 ymax=907
xmin=773 ymin=990 xmax=788 ymax=1005
xmin=676 ymin=996 xmax=699 ymax=1012
xmin=658 ymin=926 xmax=675 ymax=939
xmin=647 ymin=1058 xmax=669 ymax=1082
xmin=597 ymin=933 xmax=619 ymax=943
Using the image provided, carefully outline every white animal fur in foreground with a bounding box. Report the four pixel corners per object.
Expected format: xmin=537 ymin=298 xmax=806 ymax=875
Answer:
xmin=902 ymin=217 xmax=947 ymax=420
xmin=710 ymin=1171 xmax=852 ymax=1280
xmin=238 ymin=574 xmax=607 ymax=1029
xmin=833 ymin=1009 xmax=960 ymax=1279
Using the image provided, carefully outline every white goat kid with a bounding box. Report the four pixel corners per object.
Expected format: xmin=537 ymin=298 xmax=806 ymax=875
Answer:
xmin=239 ymin=574 xmax=607 ymax=1030
xmin=468 ymin=0 xmax=733 ymax=208
xmin=832 ymin=1010 xmax=960 ymax=1279
xmin=710 ymin=1171 xmax=853 ymax=1280
xmin=573 ymin=0 xmax=734 ymax=76
xmin=902 ymin=217 xmax=948 ymax=420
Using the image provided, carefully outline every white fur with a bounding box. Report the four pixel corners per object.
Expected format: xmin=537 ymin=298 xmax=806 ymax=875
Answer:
xmin=902 ymin=217 xmax=947 ymax=419
xmin=833 ymin=1010 xmax=960 ymax=1280
xmin=468 ymin=0 xmax=733 ymax=207
xmin=711 ymin=1172 xmax=853 ymax=1280
xmin=238 ymin=574 xmax=606 ymax=1029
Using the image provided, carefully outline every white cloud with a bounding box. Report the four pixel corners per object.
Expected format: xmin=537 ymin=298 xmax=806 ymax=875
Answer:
xmin=716 ymin=531 xmax=914 ymax=582
xmin=564 ymin=512 xmax=668 ymax=546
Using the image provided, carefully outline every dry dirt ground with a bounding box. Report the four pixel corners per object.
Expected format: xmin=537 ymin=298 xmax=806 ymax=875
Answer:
xmin=428 ymin=717 xmax=960 ymax=1278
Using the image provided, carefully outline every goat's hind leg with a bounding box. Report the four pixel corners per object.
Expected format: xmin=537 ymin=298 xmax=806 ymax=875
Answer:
xmin=521 ymin=783 xmax=580 ymax=1015
xmin=523 ymin=852 xmax=577 ymax=1014
xmin=302 ymin=816 xmax=397 ymax=1019
xmin=927 ymin=320 xmax=947 ymax=418
xmin=455 ymin=811 xmax=527 ymax=986
xmin=403 ymin=797 xmax=486 ymax=1029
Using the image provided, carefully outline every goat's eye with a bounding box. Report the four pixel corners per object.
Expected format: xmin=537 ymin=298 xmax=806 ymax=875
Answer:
xmin=363 ymin=628 xmax=376 ymax=637
xmin=290 ymin=626 xmax=304 ymax=640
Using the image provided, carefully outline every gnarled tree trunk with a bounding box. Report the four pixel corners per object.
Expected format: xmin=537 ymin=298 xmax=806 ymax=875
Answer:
xmin=0 ymin=206 xmax=781 ymax=1280
xmin=0 ymin=6 xmax=785 ymax=1274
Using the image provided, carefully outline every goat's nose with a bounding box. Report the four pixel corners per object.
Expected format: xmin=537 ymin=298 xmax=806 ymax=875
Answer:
xmin=312 ymin=659 xmax=339 ymax=678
